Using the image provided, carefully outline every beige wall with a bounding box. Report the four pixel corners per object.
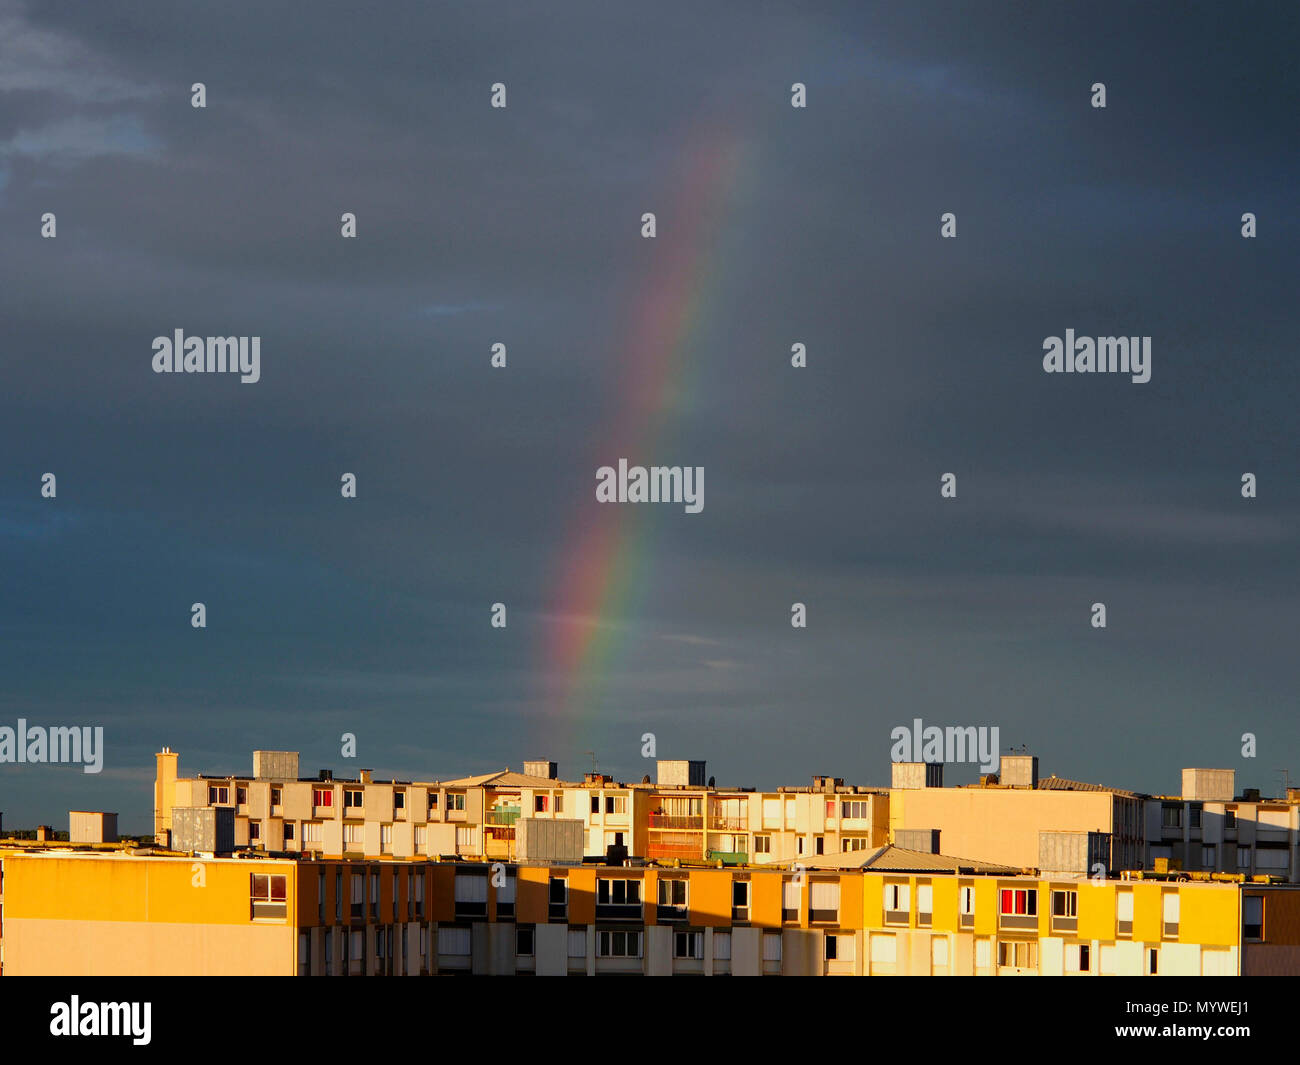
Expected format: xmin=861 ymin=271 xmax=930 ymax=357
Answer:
xmin=4 ymin=919 xmax=293 ymax=975
xmin=892 ymin=787 xmax=1114 ymax=868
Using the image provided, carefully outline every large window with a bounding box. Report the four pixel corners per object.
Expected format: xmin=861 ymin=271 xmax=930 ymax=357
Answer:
xmin=841 ymin=800 xmax=870 ymax=820
xmin=884 ymin=881 xmax=910 ymax=924
xmin=312 ymin=787 xmax=332 ymax=808
xmin=597 ymin=930 xmax=642 ymax=958
xmin=1051 ymin=889 xmax=1078 ymax=932
xmin=809 ymin=881 xmax=840 ymax=923
xmin=344 ymin=789 xmax=363 ymax=809
xmin=782 ymin=879 xmax=800 ymax=922
xmin=454 ymin=873 xmax=488 ymax=917
xmin=597 ymin=878 xmax=642 ymax=914
xmin=437 ymin=927 xmax=471 ymax=956
xmin=673 ymin=932 xmax=703 ymax=959
xmin=250 ymin=873 xmax=287 ymax=920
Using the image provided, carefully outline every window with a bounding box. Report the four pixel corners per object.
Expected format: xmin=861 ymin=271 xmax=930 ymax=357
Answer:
xmin=815 ymin=836 xmax=824 ymax=855
xmin=1161 ymin=803 xmax=1182 ymax=829
xmin=597 ymin=931 xmax=642 ymax=958
xmin=283 ymin=821 xmax=295 ymax=841
xmin=298 ymin=932 xmax=310 ymax=973
xmin=732 ymin=880 xmax=750 ymax=921
xmin=841 ymin=800 xmax=870 ymax=820
xmin=714 ymin=931 xmax=732 ymax=960
xmin=606 ymin=795 xmax=627 ymax=815
xmin=236 ymin=786 xmax=248 ymax=805
xmin=497 ymin=871 xmax=516 ymax=916
xmin=393 ymin=791 xmax=405 ymax=810
xmin=932 ymin=936 xmax=949 ymax=967
xmin=455 ymin=826 xmax=478 ymax=849
xmin=1000 ymin=888 xmax=1037 ymax=916
xmin=885 ymin=882 xmax=910 ymax=922
xmin=535 ymin=795 xmax=549 ymax=813
xmin=825 ymin=934 xmax=855 ymax=962
xmin=842 ymin=836 xmax=870 ymax=851
xmin=597 ymin=878 xmax=642 ymax=911
xmin=312 ymin=787 xmax=333 ymax=808
xmin=455 ymin=873 xmax=488 ymax=916
xmin=251 ymin=873 xmax=287 ymax=919
xmin=1000 ymin=887 xmax=1039 ymax=930
xmin=554 ymin=792 xmax=564 ymax=814
xmin=318 ymin=871 xmax=325 ymax=921
xmin=271 ymin=787 xmax=282 ymax=806
xmin=959 ymin=885 xmax=975 ymax=926
xmin=916 ymin=883 xmax=933 ymax=926
xmin=344 ymin=789 xmax=363 ymax=809
xmin=369 ymin=872 xmax=379 ymax=918
xmin=380 ymin=824 xmax=393 ymax=847
xmin=1065 ymin=942 xmax=1091 ymax=973
xmin=516 ymin=926 xmax=535 ymax=957
xmin=208 ymin=785 xmax=230 ymax=804
xmin=797 ymin=837 xmax=805 ymax=855
xmin=1117 ymin=889 xmax=1134 ymax=935
xmin=427 ymin=790 xmax=439 ymax=811
xmin=657 ymin=878 xmax=688 ymax=917
xmin=249 ymin=821 xmax=261 ymax=842
xmin=810 ymin=881 xmax=840 ymax=923
xmin=448 ymin=793 xmax=466 ymax=811
xmin=674 ymin=932 xmax=703 ymax=959
xmin=1201 ymin=844 xmax=1216 ymax=868
xmin=998 ymin=941 xmax=1037 ymax=969
xmin=1162 ymin=891 xmax=1180 ymax=937
xmin=325 ymin=930 xmax=333 ymax=970
xmin=350 ymin=873 xmax=363 ymax=917
xmin=1148 ymin=948 xmax=1159 ymax=975
xmin=1237 ymin=847 xmax=1253 ymax=869
xmin=1051 ymin=889 xmax=1078 ymax=931
xmin=415 ymin=873 xmax=425 ymax=918
xmin=303 ymin=821 xmax=322 ymax=843
xmin=1189 ymin=803 xmax=1201 ymax=828
xmin=1225 ymin=809 xmax=1237 ymax=829
xmin=343 ymin=824 xmax=363 ymax=846
xmin=763 ymin=933 xmax=783 ymax=962
xmin=414 ymin=826 xmax=427 ymax=849
xmin=437 ymin=927 xmax=471 ymax=956
xmin=753 ymin=835 xmax=772 ymax=854
xmin=335 ymin=871 xmax=342 ymax=919
xmin=782 ymin=879 xmax=800 ymax=921
xmin=1243 ymin=896 xmax=1264 ymax=940
xmin=568 ymin=929 xmax=588 ymax=958
xmin=591 ymin=795 xmax=600 ymax=814
xmin=549 ymin=876 xmax=568 ymax=919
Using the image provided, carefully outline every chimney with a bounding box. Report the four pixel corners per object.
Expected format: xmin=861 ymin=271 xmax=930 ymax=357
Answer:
xmin=359 ymin=769 xmax=373 ymax=784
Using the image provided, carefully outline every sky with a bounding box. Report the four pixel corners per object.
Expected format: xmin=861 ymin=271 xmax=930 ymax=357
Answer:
xmin=0 ymin=0 xmax=1296 ymax=832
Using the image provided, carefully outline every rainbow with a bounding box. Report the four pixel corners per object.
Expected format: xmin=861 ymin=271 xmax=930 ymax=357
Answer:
xmin=536 ymin=122 xmax=752 ymax=756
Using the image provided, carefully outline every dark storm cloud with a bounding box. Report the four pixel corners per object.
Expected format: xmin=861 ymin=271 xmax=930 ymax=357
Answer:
xmin=0 ymin=0 xmax=1296 ymax=826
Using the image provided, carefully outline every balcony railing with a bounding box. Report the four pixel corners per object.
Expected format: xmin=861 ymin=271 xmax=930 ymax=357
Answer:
xmin=708 ymin=816 xmax=748 ymax=831
xmin=648 ymin=814 xmax=703 ymax=830
xmin=486 ymin=808 xmax=521 ymax=826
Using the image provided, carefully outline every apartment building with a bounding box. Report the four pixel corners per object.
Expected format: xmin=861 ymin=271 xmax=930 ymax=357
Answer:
xmin=1 ymin=843 xmax=1279 ymax=976
xmin=1145 ymin=769 xmax=1300 ymax=881
xmin=154 ymin=750 xmax=890 ymax=866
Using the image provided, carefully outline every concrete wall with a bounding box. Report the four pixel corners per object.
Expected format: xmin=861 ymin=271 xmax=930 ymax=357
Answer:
xmin=253 ymin=750 xmax=299 ymax=781
xmin=1183 ymin=768 xmax=1235 ymax=802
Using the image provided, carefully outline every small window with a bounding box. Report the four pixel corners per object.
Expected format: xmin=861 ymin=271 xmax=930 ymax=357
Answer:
xmin=673 ymin=931 xmax=703 ymax=959
xmin=535 ymin=795 xmax=549 ymax=813
xmin=249 ymin=821 xmax=261 ymax=842
xmin=394 ymin=791 xmax=405 ymax=810
xmin=236 ymin=786 xmax=248 ymax=805
xmin=283 ymin=821 xmax=294 ymax=841
xmin=1243 ymin=896 xmax=1264 ymax=940
xmin=344 ymin=789 xmax=363 ymax=809
xmin=516 ymin=926 xmax=535 ymax=957
xmin=753 ymin=835 xmax=772 ymax=854
xmin=591 ymin=795 xmax=600 ymax=814
xmin=271 ymin=787 xmax=282 ymax=806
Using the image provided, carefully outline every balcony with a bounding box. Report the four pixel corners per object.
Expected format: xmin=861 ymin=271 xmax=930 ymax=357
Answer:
xmin=486 ymin=807 xmax=521 ymax=827
xmin=649 ymin=814 xmax=703 ymax=830
xmin=708 ymin=816 xmax=748 ymax=831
